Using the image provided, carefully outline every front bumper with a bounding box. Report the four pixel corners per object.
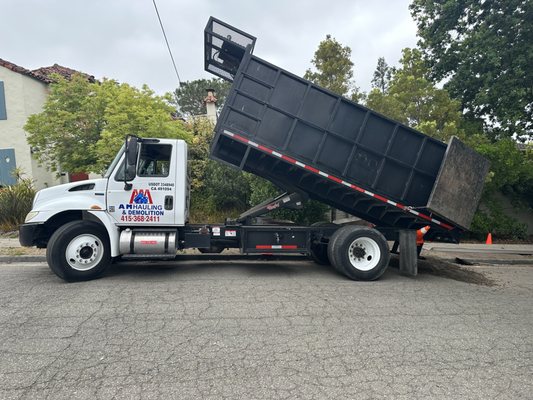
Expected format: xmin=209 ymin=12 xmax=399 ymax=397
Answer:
xmin=19 ymin=223 xmax=45 ymax=247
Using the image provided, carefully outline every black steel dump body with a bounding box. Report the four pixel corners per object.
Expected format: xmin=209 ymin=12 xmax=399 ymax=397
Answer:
xmin=204 ymin=18 xmax=489 ymax=237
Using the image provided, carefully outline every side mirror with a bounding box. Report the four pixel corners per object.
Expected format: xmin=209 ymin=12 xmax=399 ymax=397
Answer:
xmin=124 ymin=135 xmax=139 ymax=190
xmin=125 ymin=135 xmax=139 ymax=167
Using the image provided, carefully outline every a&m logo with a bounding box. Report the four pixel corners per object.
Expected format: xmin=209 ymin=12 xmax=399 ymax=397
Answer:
xmin=129 ymin=189 xmax=153 ymax=204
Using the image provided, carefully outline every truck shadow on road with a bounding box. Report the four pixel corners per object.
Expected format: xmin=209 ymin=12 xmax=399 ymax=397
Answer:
xmin=104 ymin=259 xmax=346 ymax=281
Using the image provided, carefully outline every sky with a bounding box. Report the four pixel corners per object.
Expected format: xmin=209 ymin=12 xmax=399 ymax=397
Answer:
xmin=1 ymin=0 xmax=419 ymax=95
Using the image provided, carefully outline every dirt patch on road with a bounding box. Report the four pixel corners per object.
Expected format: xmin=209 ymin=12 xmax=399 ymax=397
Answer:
xmin=390 ymin=255 xmax=497 ymax=286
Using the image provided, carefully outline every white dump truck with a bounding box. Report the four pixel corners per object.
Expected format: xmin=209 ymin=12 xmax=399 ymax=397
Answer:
xmin=19 ymin=18 xmax=489 ymax=282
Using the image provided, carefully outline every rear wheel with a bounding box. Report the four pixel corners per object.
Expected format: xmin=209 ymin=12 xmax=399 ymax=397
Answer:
xmin=328 ymin=226 xmax=389 ymax=280
xmin=310 ymin=222 xmax=337 ymax=265
xmin=46 ymin=221 xmax=111 ymax=282
xmin=310 ymin=244 xmax=329 ymax=265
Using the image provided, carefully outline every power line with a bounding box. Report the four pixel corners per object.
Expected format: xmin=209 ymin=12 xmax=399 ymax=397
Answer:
xmin=152 ymin=0 xmax=182 ymax=87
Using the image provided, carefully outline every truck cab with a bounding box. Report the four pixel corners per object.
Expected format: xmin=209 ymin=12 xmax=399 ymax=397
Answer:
xmin=19 ymin=137 xmax=190 ymax=280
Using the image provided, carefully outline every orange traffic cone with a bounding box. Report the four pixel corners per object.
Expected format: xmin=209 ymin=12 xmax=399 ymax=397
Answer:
xmin=416 ymin=226 xmax=431 ymax=246
xmin=486 ymin=232 xmax=492 ymax=245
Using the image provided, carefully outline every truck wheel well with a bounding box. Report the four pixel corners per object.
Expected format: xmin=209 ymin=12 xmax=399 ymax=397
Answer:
xmin=38 ymin=211 xmax=104 ymax=248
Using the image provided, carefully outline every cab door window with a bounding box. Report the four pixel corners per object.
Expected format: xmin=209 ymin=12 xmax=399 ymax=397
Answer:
xmin=138 ymin=144 xmax=172 ymax=177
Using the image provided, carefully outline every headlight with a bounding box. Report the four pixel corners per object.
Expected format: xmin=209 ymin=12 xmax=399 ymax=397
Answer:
xmin=24 ymin=211 xmax=39 ymax=223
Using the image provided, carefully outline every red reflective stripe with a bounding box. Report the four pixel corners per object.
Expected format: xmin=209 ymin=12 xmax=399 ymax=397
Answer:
xmin=419 ymin=213 xmax=433 ymax=222
xmin=373 ymin=194 xmax=388 ymax=203
xmin=258 ymin=145 xmax=272 ymax=154
xmin=233 ymin=134 xmax=249 ymax=143
xmin=304 ymin=165 xmax=319 ymax=174
xmin=281 ymin=155 xmax=296 ymax=163
xmin=223 ymin=130 xmax=454 ymax=231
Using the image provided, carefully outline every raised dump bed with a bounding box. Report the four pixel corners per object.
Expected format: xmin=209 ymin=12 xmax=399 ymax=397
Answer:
xmin=204 ymin=17 xmax=489 ymax=237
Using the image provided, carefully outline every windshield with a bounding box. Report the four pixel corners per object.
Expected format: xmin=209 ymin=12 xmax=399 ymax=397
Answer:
xmin=103 ymin=144 xmax=125 ymax=178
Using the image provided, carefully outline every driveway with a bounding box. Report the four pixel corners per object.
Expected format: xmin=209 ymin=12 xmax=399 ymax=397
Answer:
xmin=0 ymin=258 xmax=531 ymax=399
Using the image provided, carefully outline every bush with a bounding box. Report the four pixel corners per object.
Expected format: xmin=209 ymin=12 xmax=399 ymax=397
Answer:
xmin=469 ymin=199 xmax=528 ymax=241
xmin=247 ymin=175 xmax=328 ymax=225
xmin=0 ymin=171 xmax=36 ymax=232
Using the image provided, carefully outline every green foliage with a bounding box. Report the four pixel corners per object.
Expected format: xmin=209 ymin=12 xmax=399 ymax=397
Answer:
xmin=468 ymin=137 xmax=533 ymax=193
xmin=186 ymin=118 xmax=213 ymax=193
xmin=203 ymin=161 xmax=251 ymax=210
xmin=186 ymin=118 xmax=252 ymax=222
xmin=0 ymin=169 xmax=36 ymax=231
xmin=304 ymin=34 xmax=362 ymax=100
xmin=464 ymin=136 xmax=533 ymax=239
xmin=174 ymin=78 xmax=231 ymax=117
xmin=371 ymin=57 xmax=394 ymax=93
xmin=25 ymin=74 xmax=191 ymax=175
xmin=470 ymin=199 xmax=528 ymax=240
xmin=410 ymin=0 xmax=533 ymax=139
xmin=95 ymin=82 xmax=191 ymax=172
xmin=366 ymin=48 xmax=464 ymax=142
xmin=247 ymin=175 xmax=328 ymax=225
xmin=25 ymin=74 xmax=104 ymax=174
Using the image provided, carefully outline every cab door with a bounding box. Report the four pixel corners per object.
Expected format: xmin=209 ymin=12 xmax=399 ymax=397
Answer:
xmin=107 ymin=141 xmax=177 ymax=225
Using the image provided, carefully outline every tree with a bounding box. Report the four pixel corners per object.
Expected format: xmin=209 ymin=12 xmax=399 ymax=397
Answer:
xmin=304 ymin=35 xmax=362 ymax=101
xmin=410 ymin=0 xmax=533 ymax=139
xmin=366 ymin=48 xmax=464 ymax=142
xmin=174 ymin=78 xmax=231 ymax=117
xmin=185 ymin=117 xmax=252 ymax=222
xmin=95 ymin=82 xmax=191 ymax=171
xmin=24 ymin=74 xmax=104 ymax=174
xmin=25 ymin=74 xmax=191 ymax=174
xmin=371 ymin=57 xmax=394 ymax=93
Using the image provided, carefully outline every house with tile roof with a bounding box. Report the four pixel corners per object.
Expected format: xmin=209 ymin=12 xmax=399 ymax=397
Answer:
xmin=0 ymin=58 xmax=95 ymax=189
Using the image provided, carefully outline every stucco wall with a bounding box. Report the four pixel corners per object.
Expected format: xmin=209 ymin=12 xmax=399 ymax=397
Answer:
xmin=0 ymin=67 xmax=62 ymax=189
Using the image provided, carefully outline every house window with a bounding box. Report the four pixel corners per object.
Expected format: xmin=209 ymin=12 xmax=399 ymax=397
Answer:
xmin=0 ymin=81 xmax=6 ymax=120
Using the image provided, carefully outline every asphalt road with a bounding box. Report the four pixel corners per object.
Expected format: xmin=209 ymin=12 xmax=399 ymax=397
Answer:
xmin=0 ymin=259 xmax=532 ymax=399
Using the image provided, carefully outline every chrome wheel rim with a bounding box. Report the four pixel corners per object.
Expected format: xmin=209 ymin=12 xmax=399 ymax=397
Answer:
xmin=65 ymin=234 xmax=103 ymax=271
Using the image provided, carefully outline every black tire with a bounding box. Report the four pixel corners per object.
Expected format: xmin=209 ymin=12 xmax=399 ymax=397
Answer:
xmin=329 ymin=226 xmax=389 ymax=281
xmin=310 ymin=244 xmax=330 ymax=265
xmin=46 ymin=220 xmax=111 ymax=282
xmin=327 ymin=227 xmax=347 ymax=273
xmin=198 ymin=246 xmax=224 ymax=254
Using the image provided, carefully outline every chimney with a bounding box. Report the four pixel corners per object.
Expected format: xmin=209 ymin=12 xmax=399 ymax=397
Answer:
xmin=204 ymin=88 xmax=217 ymax=123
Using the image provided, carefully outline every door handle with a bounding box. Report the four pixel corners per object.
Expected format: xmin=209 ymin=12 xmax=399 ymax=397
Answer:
xmin=164 ymin=196 xmax=173 ymax=210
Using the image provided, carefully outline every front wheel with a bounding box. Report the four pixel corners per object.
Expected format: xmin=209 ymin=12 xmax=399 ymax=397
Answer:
xmin=46 ymin=221 xmax=111 ymax=282
xmin=328 ymin=226 xmax=389 ymax=280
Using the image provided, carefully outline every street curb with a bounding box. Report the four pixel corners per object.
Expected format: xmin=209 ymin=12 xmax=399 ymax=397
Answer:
xmin=0 ymin=256 xmax=46 ymax=263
